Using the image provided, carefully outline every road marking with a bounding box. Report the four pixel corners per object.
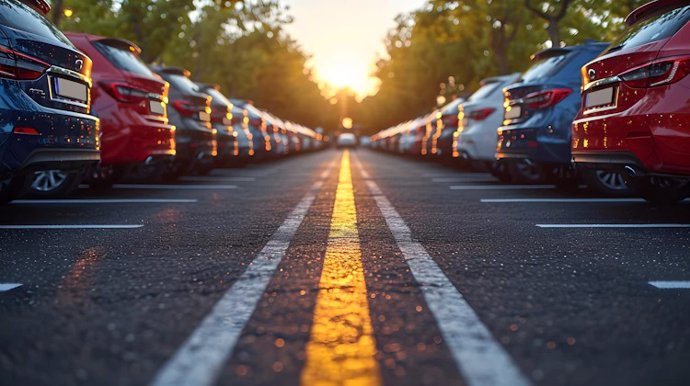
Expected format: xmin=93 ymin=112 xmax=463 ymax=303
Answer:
xmin=482 ymin=198 xmax=647 ymax=203
xmin=180 ymin=176 xmax=256 ymax=182
xmin=302 ymin=150 xmax=381 ymax=385
xmin=150 ymin=160 xmax=335 ymax=386
xmin=649 ymin=281 xmax=690 ymax=289
xmin=113 ymin=184 xmax=237 ymax=190
xmin=433 ymin=177 xmax=497 ymax=183
xmin=11 ymin=199 xmax=198 ymax=204
xmin=356 ymin=159 xmax=532 ymax=386
xmin=451 ymin=184 xmax=556 ymax=190
xmin=537 ymin=224 xmax=690 ymax=228
xmin=0 ymin=224 xmax=143 ymax=229
xmin=0 ymin=283 xmax=22 ymax=292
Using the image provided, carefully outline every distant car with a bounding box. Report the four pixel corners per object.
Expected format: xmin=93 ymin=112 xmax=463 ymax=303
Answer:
xmin=336 ymin=133 xmax=357 ymax=148
xmin=64 ymin=33 xmax=175 ymax=187
xmin=0 ymin=0 xmax=100 ymax=202
xmin=196 ymin=83 xmax=238 ymax=168
xmin=232 ymin=100 xmax=271 ymax=161
xmin=151 ymin=66 xmax=215 ymax=177
xmin=573 ymin=1 xmax=690 ymax=202
xmin=496 ymin=41 xmax=625 ymax=192
xmin=434 ymin=98 xmax=463 ymax=162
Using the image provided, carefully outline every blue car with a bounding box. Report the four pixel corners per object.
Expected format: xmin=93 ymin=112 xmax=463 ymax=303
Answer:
xmin=496 ymin=41 xmax=611 ymax=187
xmin=0 ymin=0 xmax=100 ymax=202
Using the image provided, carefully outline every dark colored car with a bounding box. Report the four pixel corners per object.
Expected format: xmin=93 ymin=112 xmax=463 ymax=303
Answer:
xmin=0 ymin=0 xmax=100 ymax=202
xmin=434 ymin=98 xmax=463 ymax=162
xmin=496 ymin=41 xmax=617 ymax=189
xmin=232 ymin=99 xmax=270 ymax=161
xmin=196 ymin=83 xmax=238 ymax=167
xmin=151 ymin=66 xmax=215 ymax=176
xmin=66 ymin=33 xmax=175 ymax=186
xmin=573 ymin=0 xmax=690 ymax=202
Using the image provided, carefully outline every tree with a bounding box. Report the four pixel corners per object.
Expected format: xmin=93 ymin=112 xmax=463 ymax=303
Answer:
xmin=524 ymin=0 xmax=574 ymax=46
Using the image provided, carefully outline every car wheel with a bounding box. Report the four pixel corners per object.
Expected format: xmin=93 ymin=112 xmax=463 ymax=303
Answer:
xmin=583 ymin=169 xmax=630 ymax=196
xmin=0 ymin=174 xmax=26 ymax=204
xmin=24 ymin=170 xmax=81 ymax=198
xmin=507 ymin=159 xmax=543 ymax=184
xmin=629 ymin=176 xmax=690 ymax=204
xmin=489 ymin=161 xmax=512 ymax=183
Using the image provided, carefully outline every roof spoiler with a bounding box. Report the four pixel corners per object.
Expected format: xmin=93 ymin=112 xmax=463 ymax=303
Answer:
xmin=96 ymin=37 xmax=142 ymax=55
xmin=480 ymin=72 xmax=520 ymax=86
xmin=21 ymin=0 xmax=50 ymax=15
xmin=626 ymin=0 xmax=690 ymax=25
xmin=530 ymin=47 xmax=571 ymax=62
xmin=159 ymin=67 xmax=191 ymax=77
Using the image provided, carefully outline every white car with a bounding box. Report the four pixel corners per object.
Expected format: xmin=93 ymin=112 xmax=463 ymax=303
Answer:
xmin=336 ymin=133 xmax=357 ymax=148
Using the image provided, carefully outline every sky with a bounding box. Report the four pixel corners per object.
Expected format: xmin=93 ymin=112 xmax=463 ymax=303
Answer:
xmin=282 ymin=0 xmax=427 ymax=99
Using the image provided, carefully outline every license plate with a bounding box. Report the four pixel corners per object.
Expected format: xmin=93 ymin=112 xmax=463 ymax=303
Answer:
xmin=586 ymin=87 xmax=615 ymax=109
xmin=149 ymin=100 xmax=165 ymax=115
xmin=198 ymin=111 xmax=211 ymax=122
xmin=222 ymin=117 xmax=232 ymax=126
xmin=52 ymin=77 xmax=87 ymax=103
xmin=504 ymin=105 xmax=521 ymax=120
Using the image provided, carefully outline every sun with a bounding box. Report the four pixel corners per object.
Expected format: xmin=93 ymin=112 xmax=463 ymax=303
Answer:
xmin=317 ymin=55 xmax=377 ymax=98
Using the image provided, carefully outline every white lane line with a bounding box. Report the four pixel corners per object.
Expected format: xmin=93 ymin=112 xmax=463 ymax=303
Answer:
xmin=113 ymin=184 xmax=237 ymax=190
xmin=357 ymin=163 xmax=532 ymax=386
xmin=649 ymin=281 xmax=690 ymax=289
xmin=180 ymin=176 xmax=256 ymax=182
xmin=11 ymin=199 xmax=198 ymax=204
xmin=451 ymin=185 xmax=556 ymax=190
xmin=433 ymin=177 xmax=496 ymax=183
xmin=0 ymin=283 xmax=22 ymax=292
xmin=482 ymin=198 xmax=647 ymax=203
xmin=537 ymin=224 xmax=690 ymax=228
xmin=150 ymin=162 xmax=334 ymax=386
xmin=0 ymin=225 xmax=143 ymax=229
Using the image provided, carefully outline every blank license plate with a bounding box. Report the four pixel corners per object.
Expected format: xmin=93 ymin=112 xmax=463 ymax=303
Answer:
xmin=504 ymin=105 xmax=521 ymax=120
xmin=586 ymin=87 xmax=615 ymax=109
xmin=149 ymin=100 xmax=165 ymax=115
xmin=53 ymin=77 xmax=87 ymax=103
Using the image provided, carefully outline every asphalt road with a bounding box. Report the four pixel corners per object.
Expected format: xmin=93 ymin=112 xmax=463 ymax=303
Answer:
xmin=1 ymin=148 xmax=689 ymax=386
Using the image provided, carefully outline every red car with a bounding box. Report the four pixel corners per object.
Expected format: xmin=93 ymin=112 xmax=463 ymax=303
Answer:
xmin=66 ymin=33 xmax=175 ymax=184
xmin=572 ymin=0 xmax=690 ymax=202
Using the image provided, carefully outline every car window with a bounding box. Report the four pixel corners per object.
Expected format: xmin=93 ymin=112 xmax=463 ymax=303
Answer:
xmin=167 ymin=73 xmax=199 ymax=94
xmin=0 ymin=0 xmax=74 ymax=46
xmin=521 ymin=53 xmax=570 ymax=82
xmin=469 ymin=82 xmax=501 ymax=101
xmin=607 ymin=6 xmax=690 ymax=53
xmin=94 ymin=42 xmax=154 ymax=77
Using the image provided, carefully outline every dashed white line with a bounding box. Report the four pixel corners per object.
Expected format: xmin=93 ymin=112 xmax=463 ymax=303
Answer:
xmin=11 ymin=199 xmax=198 ymax=204
xmin=180 ymin=176 xmax=256 ymax=182
xmin=113 ymin=184 xmax=237 ymax=190
xmin=649 ymin=281 xmax=690 ymax=289
xmin=537 ymin=224 xmax=690 ymax=228
xmin=433 ymin=177 xmax=497 ymax=183
xmin=482 ymin=198 xmax=647 ymax=203
xmin=356 ymin=159 xmax=532 ymax=386
xmin=0 ymin=283 xmax=22 ymax=292
xmin=150 ymin=161 xmax=335 ymax=386
xmin=0 ymin=225 xmax=143 ymax=229
xmin=451 ymin=185 xmax=556 ymax=190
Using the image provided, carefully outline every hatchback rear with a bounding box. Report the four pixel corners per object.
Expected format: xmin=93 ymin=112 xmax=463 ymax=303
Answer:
xmin=573 ymin=1 xmax=690 ymax=202
xmin=0 ymin=0 xmax=99 ymax=201
xmin=196 ymin=83 xmax=238 ymax=167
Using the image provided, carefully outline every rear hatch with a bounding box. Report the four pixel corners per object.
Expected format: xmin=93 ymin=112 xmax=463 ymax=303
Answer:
xmin=0 ymin=0 xmax=93 ymax=114
xmin=163 ymin=70 xmax=212 ymax=127
xmin=198 ymin=86 xmax=233 ymax=128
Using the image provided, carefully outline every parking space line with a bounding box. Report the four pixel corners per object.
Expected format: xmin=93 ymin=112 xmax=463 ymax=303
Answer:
xmin=451 ymin=185 xmax=556 ymax=190
xmin=482 ymin=198 xmax=648 ymax=203
xmin=179 ymin=176 xmax=256 ymax=182
xmin=355 ymin=158 xmax=532 ymax=386
xmin=0 ymin=225 xmax=143 ymax=229
xmin=11 ymin=199 xmax=198 ymax=204
xmin=537 ymin=224 xmax=690 ymax=228
xmin=433 ymin=177 xmax=497 ymax=183
xmin=649 ymin=281 xmax=690 ymax=289
xmin=150 ymin=161 xmax=335 ymax=386
xmin=0 ymin=283 xmax=22 ymax=292
xmin=112 ymin=184 xmax=238 ymax=190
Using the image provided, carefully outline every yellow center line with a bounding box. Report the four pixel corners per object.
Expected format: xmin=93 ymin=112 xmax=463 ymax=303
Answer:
xmin=301 ymin=150 xmax=381 ymax=386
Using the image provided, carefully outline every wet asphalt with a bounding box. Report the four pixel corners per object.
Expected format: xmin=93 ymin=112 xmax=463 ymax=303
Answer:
xmin=1 ymin=148 xmax=689 ymax=386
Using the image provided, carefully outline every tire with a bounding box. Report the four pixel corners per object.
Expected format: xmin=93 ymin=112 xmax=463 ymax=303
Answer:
xmin=0 ymin=174 xmax=26 ymax=204
xmin=583 ymin=169 xmax=630 ymax=196
xmin=23 ymin=170 xmax=81 ymax=198
xmin=507 ymin=159 xmax=544 ymax=184
xmin=545 ymin=164 xmax=579 ymax=191
xmin=489 ymin=161 xmax=512 ymax=183
xmin=628 ymin=176 xmax=690 ymax=204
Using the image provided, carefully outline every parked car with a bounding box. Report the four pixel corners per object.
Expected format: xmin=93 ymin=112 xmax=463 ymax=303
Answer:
xmin=0 ymin=0 xmax=100 ymax=202
xmin=573 ymin=1 xmax=690 ymax=202
xmin=336 ymin=133 xmax=357 ymax=148
xmin=196 ymin=83 xmax=238 ymax=168
xmin=232 ymin=99 xmax=270 ymax=161
xmin=65 ymin=33 xmax=175 ymax=186
xmin=151 ymin=66 xmax=215 ymax=176
xmin=434 ymin=99 xmax=463 ymax=162
xmin=453 ymin=73 xmax=520 ymax=176
xmin=496 ymin=41 xmax=626 ymax=192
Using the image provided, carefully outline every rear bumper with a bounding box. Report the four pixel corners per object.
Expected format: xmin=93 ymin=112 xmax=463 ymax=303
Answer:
xmin=496 ymin=126 xmax=571 ymax=164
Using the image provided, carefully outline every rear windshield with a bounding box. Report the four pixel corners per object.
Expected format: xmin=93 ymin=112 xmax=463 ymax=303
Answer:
xmin=469 ymin=82 xmax=501 ymax=101
xmin=203 ymin=88 xmax=232 ymax=106
xmin=167 ymin=73 xmax=199 ymax=94
xmin=607 ymin=5 xmax=690 ymax=53
xmin=94 ymin=42 xmax=153 ymax=77
xmin=521 ymin=53 xmax=570 ymax=82
xmin=0 ymin=0 xmax=74 ymax=46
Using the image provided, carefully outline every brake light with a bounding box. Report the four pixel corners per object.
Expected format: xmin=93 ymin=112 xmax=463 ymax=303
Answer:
xmin=467 ymin=108 xmax=496 ymax=121
xmin=442 ymin=114 xmax=459 ymax=127
xmin=172 ymin=100 xmax=197 ymax=117
xmin=13 ymin=127 xmax=40 ymax=135
xmin=0 ymin=46 xmax=49 ymax=80
xmin=523 ymin=88 xmax=572 ymax=109
xmin=101 ymin=82 xmax=148 ymax=103
xmin=620 ymin=57 xmax=690 ymax=88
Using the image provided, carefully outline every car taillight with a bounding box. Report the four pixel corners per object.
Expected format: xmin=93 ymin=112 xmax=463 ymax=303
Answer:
xmin=101 ymin=82 xmax=148 ymax=103
xmin=620 ymin=57 xmax=690 ymax=88
xmin=523 ymin=88 xmax=572 ymax=109
xmin=172 ymin=100 xmax=197 ymax=117
xmin=467 ymin=108 xmax=496 ymax=121
xmin=0 ymin=46 xmax=49 ymax=80
xmin=442 ymin=114 xmax=459 ymax=127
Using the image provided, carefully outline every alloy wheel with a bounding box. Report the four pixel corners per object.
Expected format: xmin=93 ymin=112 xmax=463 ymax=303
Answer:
xmin=31 ymin=170 xmax=68 ymax=192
